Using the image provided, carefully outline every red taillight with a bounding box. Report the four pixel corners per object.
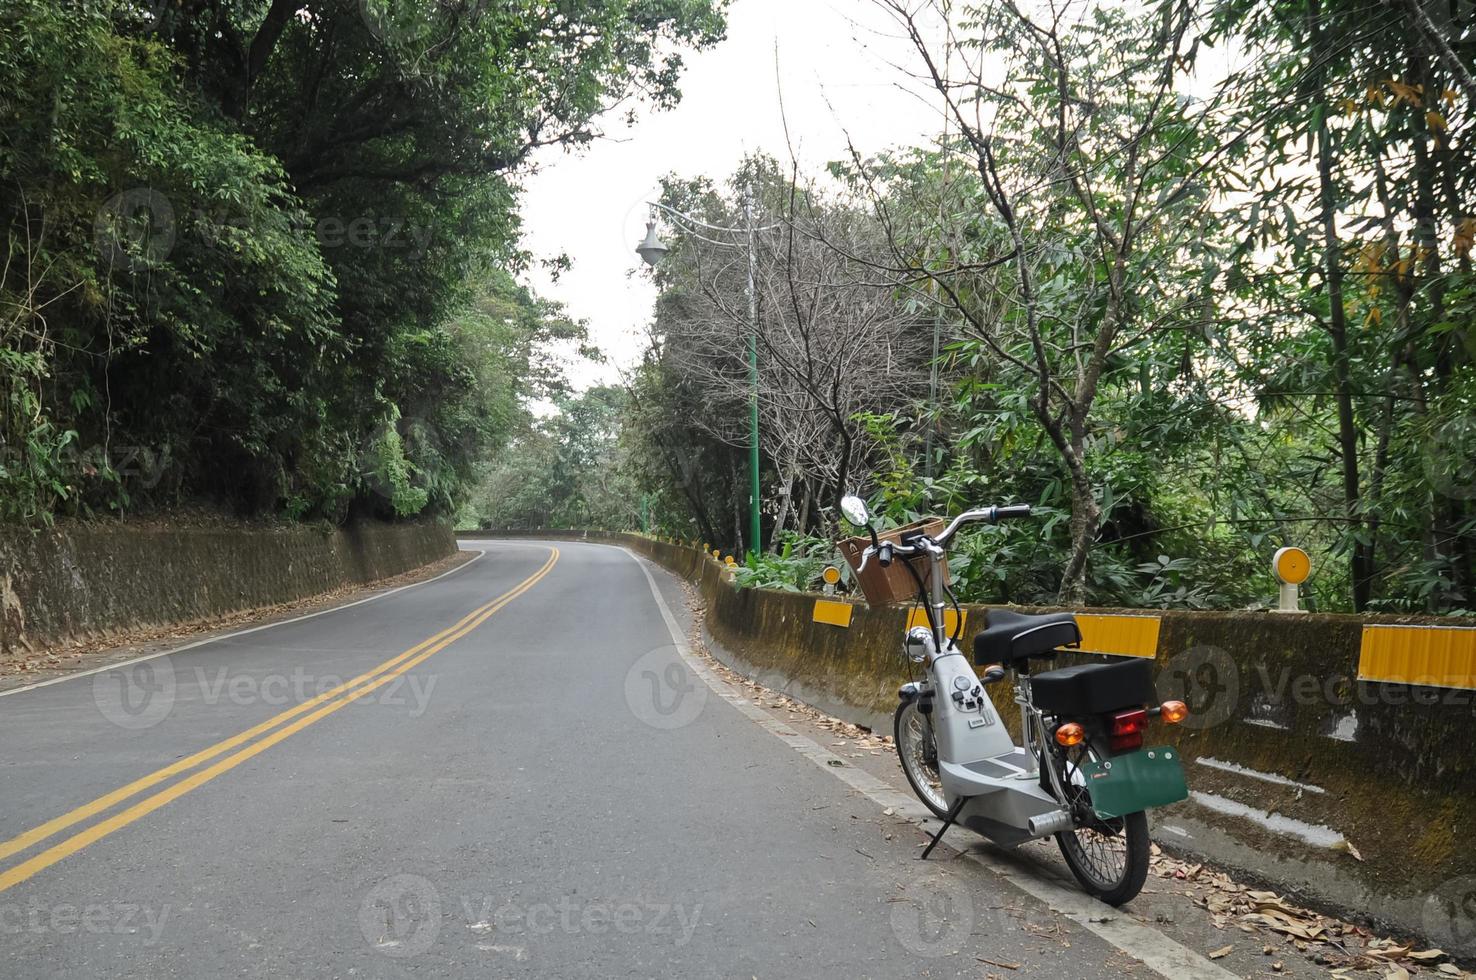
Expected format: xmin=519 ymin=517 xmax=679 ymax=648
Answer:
xmin=1109 ymin=708 xmax=1147 ymax=753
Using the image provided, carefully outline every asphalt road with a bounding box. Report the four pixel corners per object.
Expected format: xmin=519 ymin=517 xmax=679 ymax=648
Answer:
xmin=0 ymin=540 xmax=1218 ymax=978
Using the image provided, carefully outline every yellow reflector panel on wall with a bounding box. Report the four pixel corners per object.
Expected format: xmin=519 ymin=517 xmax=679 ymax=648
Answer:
xmin=1074 ymin=614 xmax=1162 ymax=659
xmin=1358 ymin=624 xmax=1476 ymax=690
xmin=811 ymin=599 xmax=854 ymax=628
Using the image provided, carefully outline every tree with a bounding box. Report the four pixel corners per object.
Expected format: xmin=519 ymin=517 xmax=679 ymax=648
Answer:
xmin=1211 ymin=0 xmax=1475 ymax=610
xmin=644 ymin=158 xmax=930 ymax=550
xmin=0 ymin=0 xmax=726 ymax=524
xmin=463 ymin=386 xmax=638 ymax=531
xmin=874 ymin=0 xmax=1229 ymax=603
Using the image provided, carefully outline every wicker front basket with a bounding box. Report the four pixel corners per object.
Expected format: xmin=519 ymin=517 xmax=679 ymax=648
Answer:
xmin=837 ymin=517 xmax=947 ymax=606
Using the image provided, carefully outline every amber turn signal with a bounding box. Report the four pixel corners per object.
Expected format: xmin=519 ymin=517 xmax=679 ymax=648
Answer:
xmin=1160 ymin=700 xmax=1189 ymax=724
xmin=1054 ymin=722 xmax=1085 ymax=747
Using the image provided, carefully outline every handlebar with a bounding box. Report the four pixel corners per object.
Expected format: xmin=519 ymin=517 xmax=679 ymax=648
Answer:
xmin=855 ymin=503 xmax=1031 ymax=571
xmin=935 ymin=503 xmax=1032 ymax=546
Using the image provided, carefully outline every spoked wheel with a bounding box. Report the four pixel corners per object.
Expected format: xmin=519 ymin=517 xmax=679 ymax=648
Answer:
xmin=1052 ymin=744 xmax=1150 ymax=906
xmin=894 ymin=699 xmax=949 ymax=818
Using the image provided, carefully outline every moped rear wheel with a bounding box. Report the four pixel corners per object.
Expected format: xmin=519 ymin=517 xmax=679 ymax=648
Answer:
xmin=894 ymin=700 xmax=949 ymax=818
xmin=1052 ymin=745 xmax=1149 ymax=905
xmin=1056 ymin=810 xmax=1149 ymax=906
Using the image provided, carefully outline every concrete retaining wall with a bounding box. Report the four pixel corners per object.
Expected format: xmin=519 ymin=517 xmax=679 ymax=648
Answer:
xmin=2 ymin=520 xmax=457 ymax=654
xmin=476 ymin=529 xmax=1476 ymax=955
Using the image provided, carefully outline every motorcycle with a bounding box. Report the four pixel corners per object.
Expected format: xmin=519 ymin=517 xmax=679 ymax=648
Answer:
xmin=841 ymin=495 xmax=1189 ymax=906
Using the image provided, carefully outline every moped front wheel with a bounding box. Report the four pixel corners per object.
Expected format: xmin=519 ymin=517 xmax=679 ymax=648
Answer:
xmin=894 ymin=700 xmax=949 ymax=818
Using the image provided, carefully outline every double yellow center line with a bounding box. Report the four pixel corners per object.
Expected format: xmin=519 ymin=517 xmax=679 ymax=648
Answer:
xmin=0 ymin=547 xmax=558 ymax=894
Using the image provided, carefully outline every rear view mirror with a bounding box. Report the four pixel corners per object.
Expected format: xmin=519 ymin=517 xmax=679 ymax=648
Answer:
xmin=840 ymin=495 xmax=870 ymax=527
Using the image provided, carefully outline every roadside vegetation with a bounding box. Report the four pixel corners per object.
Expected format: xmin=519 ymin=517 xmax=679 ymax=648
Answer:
xmin=0 ymin=0 xmax=724 ymax=526
xmin=478 ymin=0 xmax=1475 ymax=615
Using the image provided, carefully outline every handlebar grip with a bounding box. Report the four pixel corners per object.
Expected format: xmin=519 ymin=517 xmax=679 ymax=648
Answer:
xmin=992 ymin=504 xmax=1032 ymax=522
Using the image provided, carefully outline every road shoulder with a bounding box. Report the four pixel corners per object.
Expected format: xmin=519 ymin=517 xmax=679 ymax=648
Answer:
xmin=630 ymin=547 xmax=1392 ymax=980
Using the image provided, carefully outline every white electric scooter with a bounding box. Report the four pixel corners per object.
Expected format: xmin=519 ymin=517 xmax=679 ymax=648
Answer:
xmin=842 ymin=494 xmax=1189 ymax=905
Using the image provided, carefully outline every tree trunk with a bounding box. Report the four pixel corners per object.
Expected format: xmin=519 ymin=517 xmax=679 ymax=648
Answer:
xmin=830 ymin=422 xmax=854 ymax=520
xmin=798 ymin=478 xmax=814 ymax=536
xmin=1309 ymin=0 xmax=1372 ymax=610
xmin=1056 ymin=433 xmax=1099 ymax=606
xmin=657 ymin=441 xmax=718 ymax=547
xmin=1409 ymin=57 xmax=1472 ymax=608
xmin=729 ymin=455 xmax=745 ymax=555
xmin=770 ymin=463 xmax=798 ymax=543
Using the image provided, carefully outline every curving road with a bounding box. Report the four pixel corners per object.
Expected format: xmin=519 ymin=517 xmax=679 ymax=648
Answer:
xmin=0 ymin=540 xmax=1237 ymax=978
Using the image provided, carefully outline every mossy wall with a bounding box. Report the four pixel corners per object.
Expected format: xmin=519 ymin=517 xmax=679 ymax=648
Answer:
xmin=2 ymin=520 xmax=456 ymax=654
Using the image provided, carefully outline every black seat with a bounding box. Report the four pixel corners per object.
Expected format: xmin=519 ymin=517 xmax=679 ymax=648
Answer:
xmin=1030 ymin=659 xmax=1156 ymax=716
xmin=972 ymin=609 xmax=1081 ymax=667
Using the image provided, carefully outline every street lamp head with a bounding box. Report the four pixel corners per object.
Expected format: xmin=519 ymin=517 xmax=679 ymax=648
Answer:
xmin=636 ymin=218 xmax=668 ymax=267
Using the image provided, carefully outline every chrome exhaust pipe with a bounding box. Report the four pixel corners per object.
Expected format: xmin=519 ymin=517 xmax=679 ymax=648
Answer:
xmin=1027 ymin=810 xmax=1075 ymax=837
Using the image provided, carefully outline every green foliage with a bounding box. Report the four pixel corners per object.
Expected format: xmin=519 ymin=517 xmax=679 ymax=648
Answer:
xmin=615 ymin=347 xmax=753 ymax=548
xmin=0 ymin=0 xmax=724 ymax=525
xmin=363 ymin=407 xmax=428 ymax=518
xmin=461 ymin=387 xmax=639 ymax=531
xmin=734 ymin=533 xmax=837 ymax=592
xmin=605 ymin=0 xmax=1473 ymax=615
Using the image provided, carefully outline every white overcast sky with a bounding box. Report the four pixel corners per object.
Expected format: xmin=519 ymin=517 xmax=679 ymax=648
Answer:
xmin=516 ymin=0 xmax=950 ymax=390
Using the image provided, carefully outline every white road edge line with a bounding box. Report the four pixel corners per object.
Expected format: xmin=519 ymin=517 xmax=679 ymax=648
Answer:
xmin=624 ymin=545 xmax=1240 ymax=980
xmin=0 ymin=545 xmax=493 ymax=699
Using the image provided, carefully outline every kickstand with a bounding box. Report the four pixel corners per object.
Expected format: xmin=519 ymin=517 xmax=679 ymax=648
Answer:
xmin=920 ymin=795 xmax=969 ymax=860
